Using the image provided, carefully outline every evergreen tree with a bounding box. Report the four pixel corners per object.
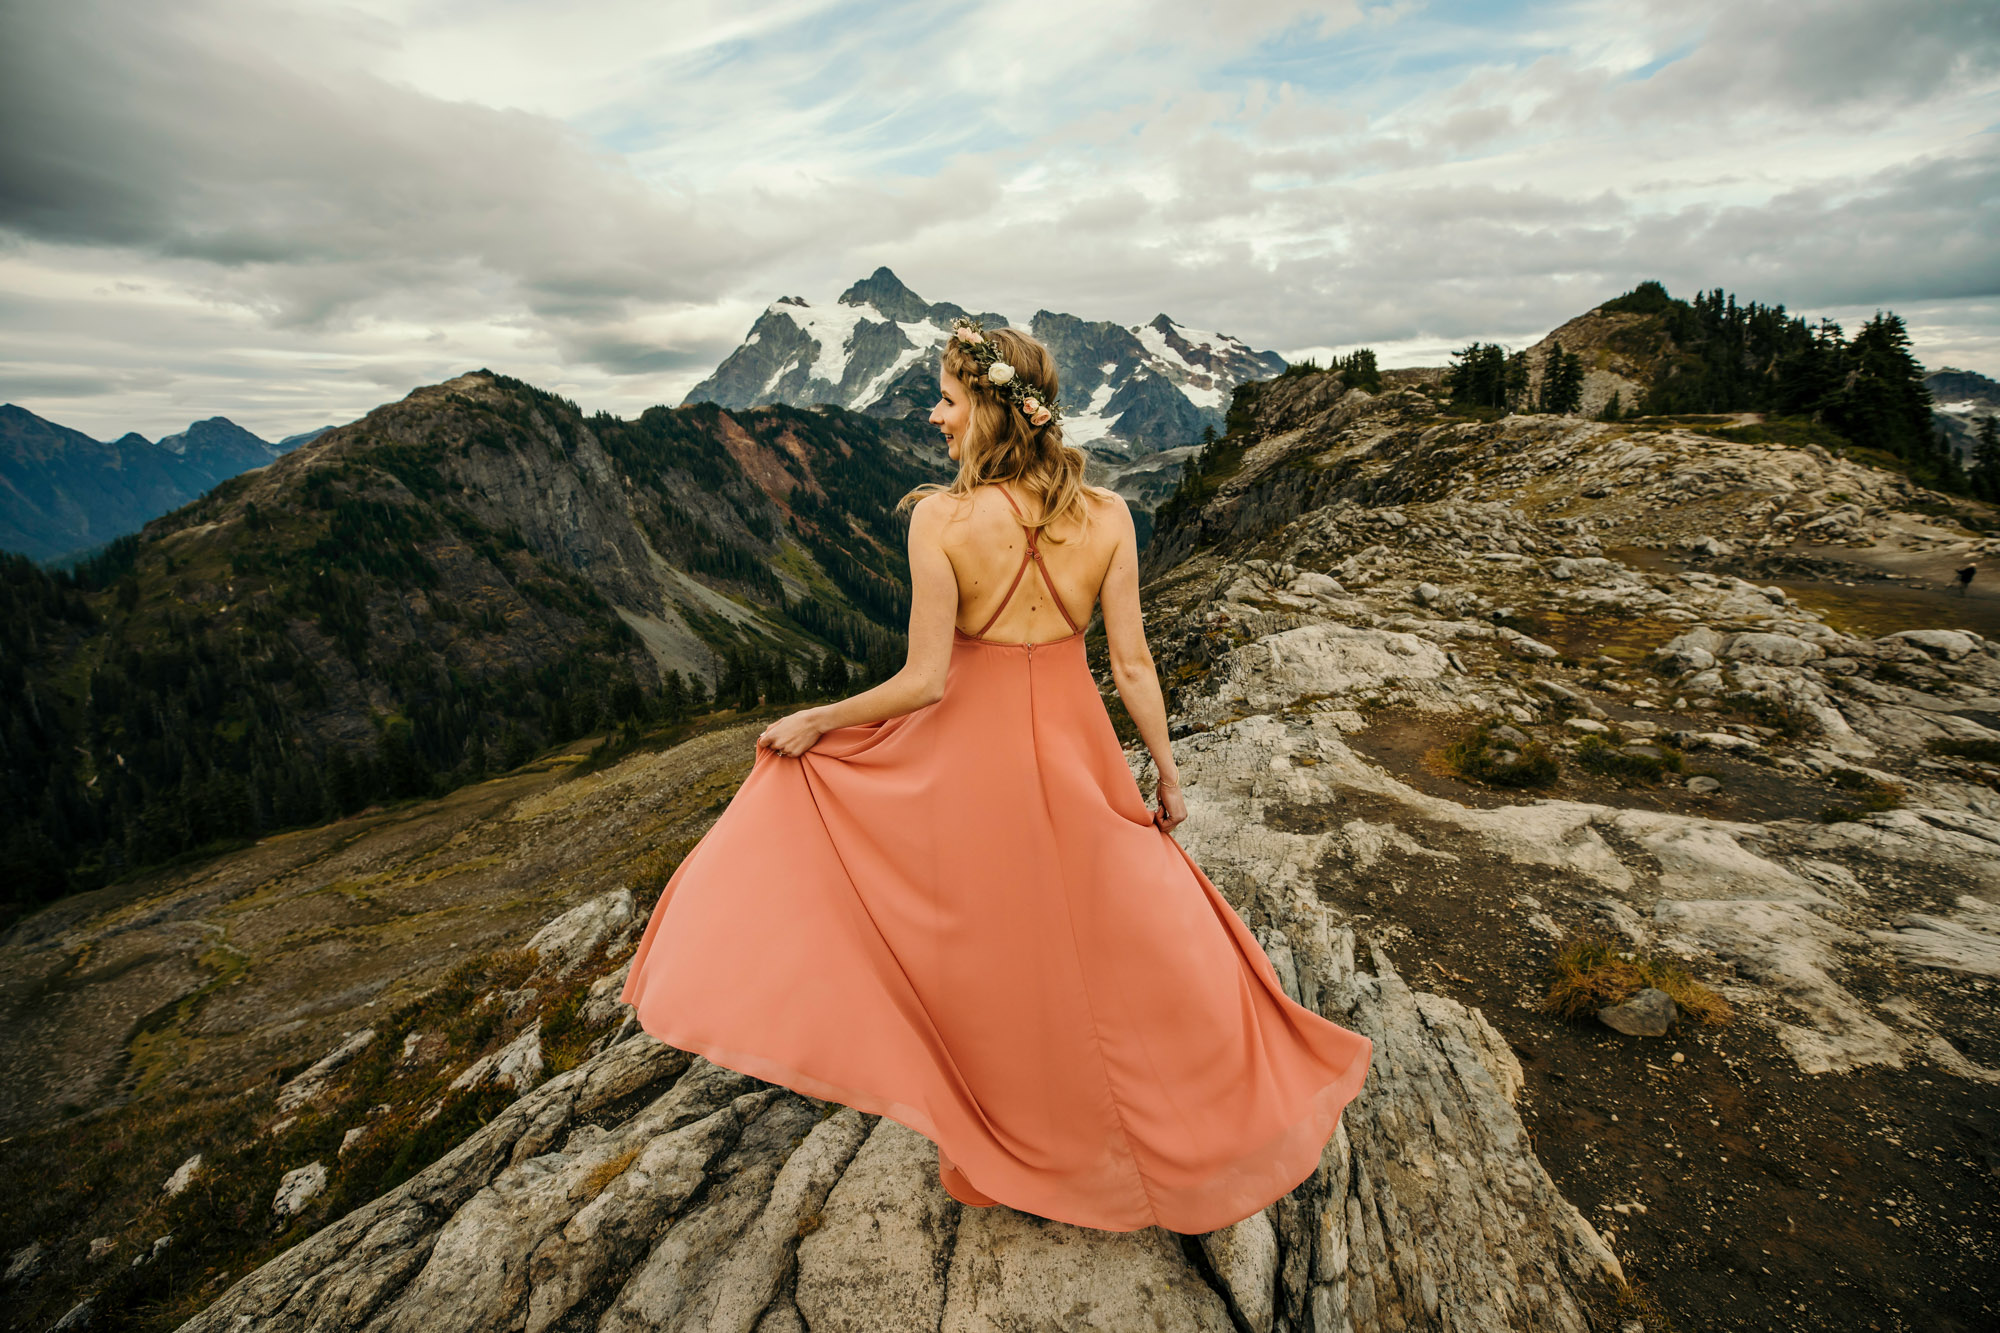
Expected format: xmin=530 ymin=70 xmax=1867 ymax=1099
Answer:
xmin=661 ymin=669 xmax=689 ymax=721
xmin=499 ymin=722 xmax=538 ymax=770
xmin=1539 ymin=342 xmax=1585 ymax=415
xmin=717 ymin=650 xmax=754 ymax=711
xmin=1773 ymin=318 xmax=1845 ymax=418
xmin=813 ymin=648 xmax=849 ymax=697
xmin=1832 ymin=312 xmax=1934 ymax=461
xmin=1336 ymin=348 xmax=1382 ymax=393
xmin=1503 ymin=351 xmax=1530 ymax=412
xmin=325 ymin=744 xmax=367 ymax=814
xmin=376 ymin=719 xmax=430 ymax=800
xmin=1170 ymin=453 xmax=1204 ymax=508
xmin=762 ymin=651 xmax=797 ymax=706
xmin=1599 ymin=391 xmax=1624 ymax=422
xmin=1973 ymin=415 xmax=2000 ymax=501
xmin=1447 ymin=343 xmax=1510 ymax=408
xmin=1931 ymin=428 xmax=1968 ymax=495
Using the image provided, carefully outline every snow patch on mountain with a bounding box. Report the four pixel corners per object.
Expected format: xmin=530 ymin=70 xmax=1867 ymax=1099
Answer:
xmin=683 ymin=269 xmax=1285 ymax=454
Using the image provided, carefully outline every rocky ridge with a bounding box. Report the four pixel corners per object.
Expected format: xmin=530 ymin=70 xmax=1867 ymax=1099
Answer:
xmin=1126 ymin=371 xmax=2000 ymax=1322
xmin=1142 ymin=374 xmax=1999 ymax=1068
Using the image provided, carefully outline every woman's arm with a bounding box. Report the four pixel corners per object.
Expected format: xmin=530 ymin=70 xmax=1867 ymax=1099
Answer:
xmin=756 ymin=493 xmax=960 ymax=756
xmin=1096 ymin=496 xmax=1187 ymax=833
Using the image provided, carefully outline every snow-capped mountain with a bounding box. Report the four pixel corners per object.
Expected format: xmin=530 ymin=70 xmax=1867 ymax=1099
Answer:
xmin=682 ymin=268 xmax=1286 ymax=454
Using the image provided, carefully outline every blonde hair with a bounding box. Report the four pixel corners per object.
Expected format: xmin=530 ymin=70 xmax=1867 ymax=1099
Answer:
xmin=897 ymin=325 xmax=1094 ymax=541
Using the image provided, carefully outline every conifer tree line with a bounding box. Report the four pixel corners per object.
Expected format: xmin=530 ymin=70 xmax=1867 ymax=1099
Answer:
xmin=1445 ymin=339 xmax=1601 ymax=416
xmin=1275 ymin=347 xmax=1381 ymax=392
xmin=1446 ymin=281 xmax=1987 ymax=498
xmin=1 ymin=538 xmax=891 ymax=927
xmin=2 ymin=540 xmax=742 ymax=922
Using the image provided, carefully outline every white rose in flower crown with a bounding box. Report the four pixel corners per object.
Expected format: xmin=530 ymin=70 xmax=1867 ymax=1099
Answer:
xmin=987 ymin=361 xmax=1015 ymax=385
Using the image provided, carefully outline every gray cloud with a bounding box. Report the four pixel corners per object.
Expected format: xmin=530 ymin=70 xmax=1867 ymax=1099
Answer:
xmin=0 ymin=1 xmax=766 ymax=325
xmin=0 ymin=0 xmax=1995 ymax=442
xmin=1634 ymin=0 xmax=2000 ymax=116
xmin=0 ymin=370 xmax=124 ymax=400
xmin=561 ymin=336 xmax=731 ymax=376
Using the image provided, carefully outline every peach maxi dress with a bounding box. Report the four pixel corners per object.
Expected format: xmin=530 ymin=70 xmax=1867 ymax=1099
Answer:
xmin=619 ymin=488 xmax=1373 ymax=1234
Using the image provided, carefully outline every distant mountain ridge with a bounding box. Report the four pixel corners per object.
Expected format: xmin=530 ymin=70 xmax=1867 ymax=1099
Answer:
xmin=683 ymin=267 xmax=1286 ymax=454
xmin=0 ymin=406 xmax=309 ymax=562
xmin=1927 ymin=365 xmax=1999 ymax=461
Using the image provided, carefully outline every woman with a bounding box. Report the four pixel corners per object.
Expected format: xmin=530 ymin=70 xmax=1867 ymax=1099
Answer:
xmin=618 ymin=320 xmax=1371 ymax=1234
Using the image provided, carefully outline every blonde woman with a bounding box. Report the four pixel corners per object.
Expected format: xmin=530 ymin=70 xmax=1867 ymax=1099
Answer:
xmin=621 ymin=321 xmax=1371 ymax=1233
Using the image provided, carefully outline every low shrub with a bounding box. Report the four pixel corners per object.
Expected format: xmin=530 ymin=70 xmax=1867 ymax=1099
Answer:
xmin=1489 ymin=608 xmax=1548 ymax=638
xmin=1722 ymin=691 xmax=1814 ymax=738
xmin=1445 ymin=719 xmax=1560 ymax=789
xmin=1539 ymin=934 xmax=1733 ymax=1026
xmin=1926 ymin=736 xmax=2000 ymax=765
xmin=1817 ymin=768 xmax=1904 ymax=823
xmin=1576 ymin=735 xmax=1685 ymax=785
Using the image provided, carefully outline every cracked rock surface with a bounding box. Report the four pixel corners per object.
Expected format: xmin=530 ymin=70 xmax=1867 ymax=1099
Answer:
xmin=181 ymin=828 xmax=1624 ymax=1332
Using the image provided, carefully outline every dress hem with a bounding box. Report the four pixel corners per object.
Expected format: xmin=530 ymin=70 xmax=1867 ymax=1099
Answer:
xmin=626 ymin=1017 xmax=1371 ymax=1236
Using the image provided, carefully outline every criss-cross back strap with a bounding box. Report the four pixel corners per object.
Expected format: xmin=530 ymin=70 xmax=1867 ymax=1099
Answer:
xmin=971 ymin=486 xmax=1085 ymax=639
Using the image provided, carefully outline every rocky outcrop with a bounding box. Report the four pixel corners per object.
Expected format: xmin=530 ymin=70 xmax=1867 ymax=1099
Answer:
xmin=1520 ymin=309 xmax=1662 ymax=419
xmin=1135 ymin=374 xmax=2000 ymax=1089
xmin=179 ymin=884 xmax=1627 ymax=1333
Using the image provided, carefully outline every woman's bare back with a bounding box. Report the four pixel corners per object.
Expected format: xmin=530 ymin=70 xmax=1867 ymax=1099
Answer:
xmin=942 ymin=483 xmax=1124 ymax=644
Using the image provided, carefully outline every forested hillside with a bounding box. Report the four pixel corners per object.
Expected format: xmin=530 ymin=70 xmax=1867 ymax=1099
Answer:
xmin=1 ymin=371 xmax=945 ymax=922
xmin=1446 ymin=281 xmax=1978 ymax=497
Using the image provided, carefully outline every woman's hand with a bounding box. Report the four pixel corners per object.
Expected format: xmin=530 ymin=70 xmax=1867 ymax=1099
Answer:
xmin=1152 ymin=779 xmax=1188 ymax=835
xmin=757 ymin=708 xmax=827 ymax=758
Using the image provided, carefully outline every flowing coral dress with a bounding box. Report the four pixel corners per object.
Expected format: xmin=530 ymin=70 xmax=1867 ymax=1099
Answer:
xmin=619 ymin=488 xmax=1372 ymax=1234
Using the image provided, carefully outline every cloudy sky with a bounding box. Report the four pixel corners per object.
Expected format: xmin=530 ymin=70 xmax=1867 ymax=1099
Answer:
xmin=2 ymin=0 xmax=1996 ymax=441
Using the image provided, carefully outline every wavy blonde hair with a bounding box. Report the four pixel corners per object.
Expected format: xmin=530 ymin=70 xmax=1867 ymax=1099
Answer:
xmin=897 ymin=325 xmax=1095 ymax=541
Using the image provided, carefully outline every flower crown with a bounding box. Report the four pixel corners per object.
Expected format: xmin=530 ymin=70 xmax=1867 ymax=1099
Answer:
xmin=949 ymin=318 xmax=1059 ymax=427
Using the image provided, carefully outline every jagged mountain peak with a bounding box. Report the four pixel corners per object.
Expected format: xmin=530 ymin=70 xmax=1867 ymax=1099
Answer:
xmin=684 ymin=275 xmax=1286 ymax=454
xmin=837 ymin=265 xmax=931 ymax=322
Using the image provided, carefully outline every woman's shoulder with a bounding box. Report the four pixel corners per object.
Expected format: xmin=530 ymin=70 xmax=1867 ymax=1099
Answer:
xmin=907 ymin=489 xmax=969 ymax=535
xmin=1082 ymin=485 xmax=1132 ymax=529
